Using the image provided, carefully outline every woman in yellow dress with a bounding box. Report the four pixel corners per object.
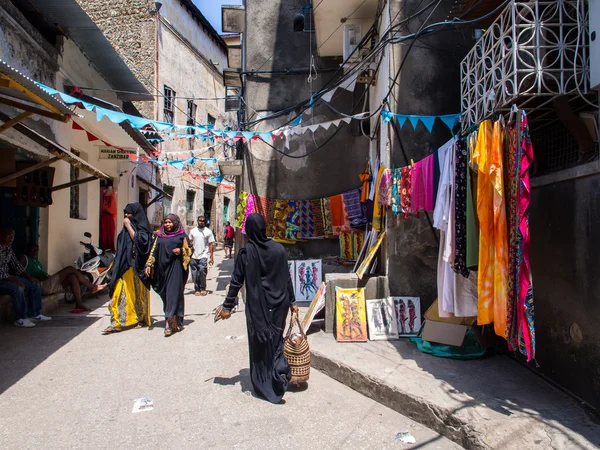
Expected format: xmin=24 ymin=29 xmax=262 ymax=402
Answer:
xmin=103 ymin=203 xmax=153 ymax=334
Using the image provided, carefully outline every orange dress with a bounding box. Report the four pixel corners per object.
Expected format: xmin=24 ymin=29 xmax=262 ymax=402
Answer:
xmin=475 ymin=121 xmax=494 ymax=326
xmin=491 ymin=119 xmax=508 ymax=337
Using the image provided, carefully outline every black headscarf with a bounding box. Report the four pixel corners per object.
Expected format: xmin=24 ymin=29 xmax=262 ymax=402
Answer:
xmin=108 ymin=203 xmax=153 ymax=296
xmin=243 ymin=213 xmax=293 ymax=341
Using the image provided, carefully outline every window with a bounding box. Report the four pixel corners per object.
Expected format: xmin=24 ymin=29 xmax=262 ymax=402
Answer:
xmin=162 ymin=186 xmax=174 ymax=218
xmin=187 ymin=101 xmax=197 ymax=150
xmin=207 ymin=113 xmax=216 ymax=128
xmin=69 ymin=149 xmax=87 ymax=220
xmin=164 ymin=85 xmax=176 ymax=123
xmin=186 ymin=190 xmax=196 ymax=226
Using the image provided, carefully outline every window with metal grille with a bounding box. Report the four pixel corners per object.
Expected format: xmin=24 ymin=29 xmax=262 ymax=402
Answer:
xmin=187 ymin=101 xmax=197 ymax=150
xmin=69 ymin=149 xmax=80 ymax=219
xmin=164 ymin=86 xmax=176 ymax=123
xmin=186 ymin=190 xmax=196 ymax=226
xmin=162 ymin=186 xmax=174 ymax=218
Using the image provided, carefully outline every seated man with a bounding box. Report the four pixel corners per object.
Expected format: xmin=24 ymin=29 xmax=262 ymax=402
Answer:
xmin=21 ymin=243 xmax=106 ymax=313
xmin=0 ymin=228 xmax=51 ymax=327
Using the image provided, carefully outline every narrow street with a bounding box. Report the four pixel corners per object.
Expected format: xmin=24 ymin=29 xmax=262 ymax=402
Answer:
xmin=0 ymin=252 xmax=459 ymax=450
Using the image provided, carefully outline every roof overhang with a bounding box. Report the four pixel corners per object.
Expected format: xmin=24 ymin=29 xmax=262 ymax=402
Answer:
xmin=218 ymin=159 xmax=242 ymax=176
xmin=30 ymin=0 xmax=152 ymax=102
xmin=0 ymin=59 xmax=75 ymax=122
xmin=312 ymin=0 xmax=379 ymax=58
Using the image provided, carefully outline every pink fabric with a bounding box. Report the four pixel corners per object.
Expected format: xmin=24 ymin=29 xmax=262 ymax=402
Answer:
xmin=410 ymin=161 xmax=422 ymax=213
xmin=378 ymin=169 xmax=393 ymax=206
xmin=241 ymin=194 xmax=256 ymax=235
xmin=421 ymin=154 xmax=435 ymax=211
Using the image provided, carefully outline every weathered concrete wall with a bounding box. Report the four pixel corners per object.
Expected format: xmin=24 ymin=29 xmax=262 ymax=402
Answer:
xmin=386 ymin=0 xmax=474 ymax=309
xmin=76 ymin=0 xmax=156 ymax=118
xmin=529 ymin=170 xmax=600 ymax=410
xmin=243 ymin=0 xmax=369 ymax=259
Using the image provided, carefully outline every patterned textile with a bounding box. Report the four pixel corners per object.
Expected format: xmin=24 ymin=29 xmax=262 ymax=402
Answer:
xmin=400 ymin=166 xmax=412 ymax=218
xmin=298 ymin=200 xmax=315 ymax=239
xmin=266 ymin=199 xmax=290 ymax=240
xmin=241 ymin=194 xmax=256 ymax=235
xmin=517 ymin=112 xmax=536 ymax=361
xmin=339 ymin=232 xmax=354 ymax=259
xmin=359 ymin=165 xmax=371 ymax=203
xmin=330 ymin=195 xmax=351 ymax=235
xmin=235 ymin=192 xmax=249 ymax=230
xmin=453 ymin=139 xmax=470 ymax=277
xmin=321 ymin=197 xmax=333 ymax=236
xmin=310 ymin=200 xmax=326 ymax=236
xmin=372 ymin=165 xmax=386 ymax=231
xmin=391 ymin=168 xmax=402 ymax=214
xmin=108 ymin=267 xmax=150 ymax=328
xmin=285 ymin=201 xmax=301 ymax=240
xmin=254 ymin=195 xmax=271 ymax=224
xmin=410 ymin=160 xmax=422 ymax=213
xmin=343 ymin=189 xmax=367 ymax=227
xmin=353 ymin=231 xmax=364 ymax=259
xmin=421 ymin=155 xmax=435 ymax=211
xmin=378 ymin=169 xmax=393 ymax=206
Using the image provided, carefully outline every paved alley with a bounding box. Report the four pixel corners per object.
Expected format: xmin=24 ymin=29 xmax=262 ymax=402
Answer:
xmin=0 ymin=253 xmax=459 ymax=450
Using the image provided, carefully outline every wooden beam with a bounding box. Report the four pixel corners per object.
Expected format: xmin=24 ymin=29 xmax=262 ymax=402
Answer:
xmin=52 ymin=176 xmax=97 ymax=192
xmin=0 ymin=111 xmax=33 ymax=133
xmin=0 ymin=96 xmax=66 ymax=122
xmin=0 ymin=74 xmax=64 ymax=116
xmin=0 ymin=157 xmax=60 ymax=186
xmin=146 ymin=193 xmax=165 ymax=208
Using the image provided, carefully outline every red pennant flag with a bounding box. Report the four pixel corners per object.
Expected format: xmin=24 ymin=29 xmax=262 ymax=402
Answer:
xmin=72 ymin=121 xmax=84 ymax=130
xmin=86 ymin=132 xmax=99 ymax=142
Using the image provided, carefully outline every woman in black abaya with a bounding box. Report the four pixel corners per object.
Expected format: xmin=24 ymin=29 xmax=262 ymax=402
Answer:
xmin=145 ymin=214 xmax=191 ymax=337
xmin=215 ymin=213 xmax=298 ymax=403
xmin=103 ymin=202 xmax=153 ymax=334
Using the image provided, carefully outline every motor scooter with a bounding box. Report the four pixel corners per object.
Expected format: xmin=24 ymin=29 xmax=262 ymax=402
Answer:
xmin=68 ymin=232 xmax=115 ymax=302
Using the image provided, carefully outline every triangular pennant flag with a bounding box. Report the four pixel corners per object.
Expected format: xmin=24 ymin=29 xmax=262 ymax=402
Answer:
xmin=290 ymin=114 xmax=303 ymax=127
xmin=251 ymin=134 xmax=261 ymax=141
xmin=242 ymin=131 xmax=255 ymax=141
xmin=171 ymin=162 xmax=184 ymax=170
xmin=86 ymin=132 xmax=99 ymax=142
xmin=397 ymin=116 xmax=408 ymax=128
xmin=408 ymin=116 xmax=420 ymax=130
xmin=321 ymin=88 xmax=336 ymax=103
xmin=258 ymin=132 xmax=272 ymax=142
xmin=225 ymin=131 xmax=237 ymax=140
xmin=439 ymin=114 xmax=460 ymax=131
xmin=342 ymin=117 xmax=352 ymax=124
xmin=419 ymin=116 xmax=436 ymax=133
xmin=307 ymin=124 xmax=320 ymax=133
xmin=72 ymin=121 xmax=84 ymax=130
xmin=381 ymin=110 xmax=394 ymax=123
xmin=339 ymin=72 xmax=358 ymax=92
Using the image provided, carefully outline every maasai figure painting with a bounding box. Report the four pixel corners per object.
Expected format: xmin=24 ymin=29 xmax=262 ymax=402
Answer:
xmin=287 ymin=260 xmax=296 ymax=294
xmin=335 ymin=287 xmax=368 ymax=342
xmin=294 ymin=259 xmax=322 ymax=302
xmin=366 ymin=299 xmax=399 ymax=340
xmin=391 ymin=297 xmax=421 ymax=336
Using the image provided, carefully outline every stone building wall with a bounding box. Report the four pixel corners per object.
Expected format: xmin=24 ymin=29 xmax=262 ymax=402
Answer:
xmin=76 ymin=0 xmax=156 ymax=118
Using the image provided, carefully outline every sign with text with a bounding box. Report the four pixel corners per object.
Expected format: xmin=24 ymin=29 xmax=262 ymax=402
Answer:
xmin=99 ymin=147 xmax=133 ymax=160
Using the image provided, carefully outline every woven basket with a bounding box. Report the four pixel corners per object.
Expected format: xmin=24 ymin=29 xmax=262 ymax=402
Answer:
xmin=284 ymin=311 xmax=310 ymax=383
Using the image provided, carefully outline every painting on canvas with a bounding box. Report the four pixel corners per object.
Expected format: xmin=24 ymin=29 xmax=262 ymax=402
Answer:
xmin=287 ymin=260 xmax=295 ymax=293
xmin=391 ymin=297 xmax=422 ymax=336
xmin=294 ymin=259 xmax=322 ymax=302
xmin=366 ymin=299 xmax=399 ymax=340
xmin=335 ymin=287 xmax=368 ymax=342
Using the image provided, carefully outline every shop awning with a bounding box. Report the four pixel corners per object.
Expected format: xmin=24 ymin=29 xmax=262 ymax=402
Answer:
xmin=0 ymin=110 xmax=109 ymax=181
xmin=0 ymin=59 xmax=76 ymax=127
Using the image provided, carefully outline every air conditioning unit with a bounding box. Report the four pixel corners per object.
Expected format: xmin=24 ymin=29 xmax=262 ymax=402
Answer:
xmin=343 ymin=23 xmax=362 ymax=61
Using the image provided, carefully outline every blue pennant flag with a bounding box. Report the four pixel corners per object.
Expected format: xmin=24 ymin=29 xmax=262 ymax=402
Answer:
xmin=407 ymin=116 xmax=420 ymax=130
xmin=258 ymin=132 xmax=273 ymax=141
xmin=419 ymin=116 xmax=436 ymax=133
xmin=439 ymin=114 xmax=460 ymax=132
xmin=381 ymin=110 xmax=394 ymax=123
xmin=397 ymin=116 xmax=408 ymax=128
xmin=241 ymin=131 xmax=255 ymax=141
xmin=225 ymin=131 xmax=238 ymax=140
xmin=290 ymin=114 xmax=303 ymax=126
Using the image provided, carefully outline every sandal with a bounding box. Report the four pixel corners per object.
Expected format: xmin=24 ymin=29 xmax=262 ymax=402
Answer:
xmin=102 ymin=326 xmax=121 ymax=335
xmin=164 ymin=328 xmax=173 ymax=337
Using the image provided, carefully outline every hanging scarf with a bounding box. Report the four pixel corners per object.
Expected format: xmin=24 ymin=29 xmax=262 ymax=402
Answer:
xmin=359 ymin=164 xmax=371 ymax=203
xmin=372 ymin=165 xmax=386 ymax=231
xmin=158 ymin=214 xmax=186 ymax=238
xmin=378 ymin=169 xmax=393 ymax=206
xmin=391 ymin=168 xmax=402 ymax=215
xmin=400 ymin=166 xmax=412 ymax=218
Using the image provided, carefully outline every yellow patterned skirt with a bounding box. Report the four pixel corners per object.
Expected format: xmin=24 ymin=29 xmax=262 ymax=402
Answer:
xmin=108 ymin=267 xmax=150 ymax=328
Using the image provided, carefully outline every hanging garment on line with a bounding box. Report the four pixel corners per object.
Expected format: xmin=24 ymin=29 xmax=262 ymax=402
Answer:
xmin=453 ymin=139 xmax=470 ymax=278
xmin=466 ymin=132 xmax=480 ymax=271
xmin=378 ymin=169 xmax=393 ymax=206
xmin=400 ymin=166 xmax=412 ymax=218
xmin=372 ymin=165 xmax=386 ymax=231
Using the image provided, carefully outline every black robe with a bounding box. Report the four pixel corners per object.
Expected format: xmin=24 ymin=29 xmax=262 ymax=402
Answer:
xmin=223 ymin=213 xmax=296 ymax=404
xmin=151 ymin=234 xmax=189 ymax=326
xmin=108 ymin=202 xmax=152 ymax=298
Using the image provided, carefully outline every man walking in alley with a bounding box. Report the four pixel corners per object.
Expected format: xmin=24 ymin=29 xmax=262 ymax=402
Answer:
xmin=189 ymin=216 xmax=215 ymax=296
xmin=0 ymin=228 xmax=51 ymax=327
xmin=223 ymin=221 xmax=234 ymax=258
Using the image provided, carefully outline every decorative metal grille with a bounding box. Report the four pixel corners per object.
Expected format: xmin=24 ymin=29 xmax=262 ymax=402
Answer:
xmin=461 ymin=1 xmax=590 ymax=130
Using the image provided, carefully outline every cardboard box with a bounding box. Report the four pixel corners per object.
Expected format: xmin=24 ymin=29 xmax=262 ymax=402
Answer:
xmin=422 ymin=299 xmax=498 ymax=349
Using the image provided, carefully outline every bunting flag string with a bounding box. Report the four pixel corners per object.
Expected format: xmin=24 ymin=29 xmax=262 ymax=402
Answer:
xmin=381 ymin=110 xmax=461 ymax=133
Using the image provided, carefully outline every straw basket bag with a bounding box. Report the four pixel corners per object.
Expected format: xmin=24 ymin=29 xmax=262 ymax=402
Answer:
xmin=283 ymin=311 xmax=310 ymax=383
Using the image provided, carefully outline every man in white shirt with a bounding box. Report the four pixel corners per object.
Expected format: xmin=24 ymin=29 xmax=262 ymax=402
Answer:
xmin=189 ymin=216 xmax=215 ymax=296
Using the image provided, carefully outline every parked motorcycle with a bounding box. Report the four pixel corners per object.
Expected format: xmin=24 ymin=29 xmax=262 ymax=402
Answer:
xmin=67 ymin=232 xmax=115 ymax=303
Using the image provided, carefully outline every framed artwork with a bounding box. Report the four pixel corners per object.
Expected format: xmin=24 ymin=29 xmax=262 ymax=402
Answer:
xmin=366 ymin=299 xmax=399 ymax=340
xmin=356 ymin=231 xmax=386 ymax=279
xmin=335 ymin=287 xmax=368 ymax=342
xmin=287 ymin=260 xmax=296 ymax=294
xmin=391 ymin=297 xmax=422 ymax=336
xmin=295 ymin=259 xmax=322 ymax=302
xmin=301 ymin=282 xmax=326 ymax=333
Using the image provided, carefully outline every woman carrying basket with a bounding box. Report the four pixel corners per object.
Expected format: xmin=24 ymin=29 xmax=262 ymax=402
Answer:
xmin=215 ymin=213 xmax=298 ymax=403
